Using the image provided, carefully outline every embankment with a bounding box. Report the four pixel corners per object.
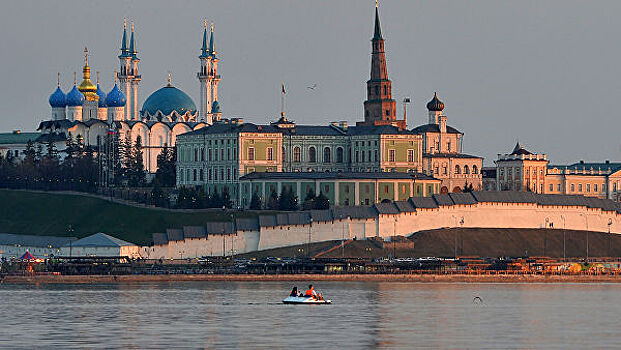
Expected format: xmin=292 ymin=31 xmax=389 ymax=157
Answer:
xmin=4 ymin=273 xmax=621 ymax=284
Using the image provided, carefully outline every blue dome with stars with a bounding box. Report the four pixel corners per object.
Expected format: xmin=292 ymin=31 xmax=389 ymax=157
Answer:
xmin=105 ymin=84 xmax=126 ymax=108
xmin=96 ymin=84 xmax=107 ymax=107
xmin=65 ymin=85 xmax=85 ymax=107
xmin=48 ymin=86 xmax=66 ymax=108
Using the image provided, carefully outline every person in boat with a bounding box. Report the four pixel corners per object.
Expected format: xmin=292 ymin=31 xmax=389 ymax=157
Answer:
xmin=304 ymin=284 xmax=322 ymax=300
xmin=290 ymin=286 xmax=300 ymax=297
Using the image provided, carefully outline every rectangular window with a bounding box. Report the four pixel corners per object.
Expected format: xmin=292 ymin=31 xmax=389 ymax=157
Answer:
xmin=214 ymin=149 xmax=218 ymax=161
xmin=389 ymin=149 xmax=396 ymax=162
xmin=267 ymin=147 xmax=273 ymax=161
xmin=578 ymin=184 xmax=583 ymax=192
xmin=557 ymin=183 xmax=561 ymax=191
xmin=227 ymin=168 xmax=231 ymax=181
xmin=586 ymin=184 xmax=591 ymax=192
xmin=549 ymin=184 xmax=553 ymax=192
xmin=248 ymin=147 xmax=255 ymax=160
xmin=407 ymin=149 xmax=414 ymax=163
xmin=594 ymin=184 xmax=598 ymax=192
xmin=355 ymin=151 xmax=359 ymax=163
xmin=208 ymin=149 xmax=212 ymax=161
xmin=208 ymin=169 xmax=212 ymax=181
xmin=384 ymin=185 xmax=389 ymax=194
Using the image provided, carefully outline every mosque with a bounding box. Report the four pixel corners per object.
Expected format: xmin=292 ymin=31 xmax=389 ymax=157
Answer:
xmin=39 ymin=20 xmax=222 ymax=172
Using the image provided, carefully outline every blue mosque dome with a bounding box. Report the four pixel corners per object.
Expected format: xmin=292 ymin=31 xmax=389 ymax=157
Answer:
xmin=96 ymin=84 xmax=107 ymax=107
xmin=141 ymin=83 xmax=197 ymax=117
xmin=66 ymin=85 xmax=85 ymax=107
xmin=105 ymin=84 xmax=126 ymax=108
xmin=48 ymin=86 xmax=66 ymax=108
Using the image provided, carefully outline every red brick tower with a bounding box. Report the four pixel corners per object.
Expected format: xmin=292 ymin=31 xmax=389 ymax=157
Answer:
xmin=360 ymin=3 xmax=405 ymax=129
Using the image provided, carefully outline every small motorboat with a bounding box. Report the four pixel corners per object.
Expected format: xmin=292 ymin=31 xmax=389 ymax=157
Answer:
xmin=282 ymin=295 xmax=332 ymax=304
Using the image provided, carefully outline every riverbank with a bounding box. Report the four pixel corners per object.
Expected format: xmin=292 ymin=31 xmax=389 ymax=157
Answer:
xmin=4 ymin=273 xmax=621 ymax=284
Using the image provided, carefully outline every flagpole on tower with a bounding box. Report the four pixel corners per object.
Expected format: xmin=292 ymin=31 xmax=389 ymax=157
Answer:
xmin=281 ymin=82 xmax=286 ymax=117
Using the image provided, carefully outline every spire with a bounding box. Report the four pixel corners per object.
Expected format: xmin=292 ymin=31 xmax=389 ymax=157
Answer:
xmin=373 ymin=0 xmax=382 ymax=40
xmin=114 ymin=70 xmax=117 ymax=84
xmin=74 ymin=72 xmax=77 ymax=85
xmin=129 ymin=21 xmax=138 ymax=59
xmin=209 ymin=21 xmax=216 ymax=56
xmin=168 ymin=72 xmax=172 ymax=86
xmin=200 ymin=19 xmax=209 ymax=58
xmin=96 ymin=71 xmax=100 ymax=84
xmin=57 ymin=72 xmax=61 ymax=87
xmin=84 ymin=46 xmax=89 ymax=66
xmin=120 ymin=19 xmax=129 ymax=58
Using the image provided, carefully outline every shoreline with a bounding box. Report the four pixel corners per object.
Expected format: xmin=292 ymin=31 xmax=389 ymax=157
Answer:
xmin=4 ymin=273 xmax=621 ymax=284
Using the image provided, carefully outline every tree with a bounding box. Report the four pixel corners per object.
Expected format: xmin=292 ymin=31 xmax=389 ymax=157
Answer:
xmin=267 ymin=189 xmax=279 ymax=210
xmin=314 ymin=191 xmax=330 ymax=210
xmin=221 ymin=189 xmax=233 ymax=209
xmin=279 ymin=187 xmax=298 ymax=211
xmin=249 ymin=190 xmax=262 ymax=210
xmin=126 ymin=136 xmax=146 ymax=187
xmin=150 ymin=178 xmax=168 ymax=207
xmin=302 ymin=188 xmax=316 ymax=211
xmin=154 ymin=144 xmax=176 ymax=187
xmin=462 ymin=181 xmax=474 ymax=193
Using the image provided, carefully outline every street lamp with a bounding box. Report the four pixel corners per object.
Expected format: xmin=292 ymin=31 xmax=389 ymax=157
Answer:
xmin=561 ymin=215 xmax=566 ymax=260
xmin=579 ymin=213 xmax=589 ymax=261
xmin=608 ymin=218 xmax=613 ymax=257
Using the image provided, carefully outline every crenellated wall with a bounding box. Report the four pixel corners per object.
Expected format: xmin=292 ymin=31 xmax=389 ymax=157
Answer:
xmin=142 ymin=192 xmax=621 ymax=259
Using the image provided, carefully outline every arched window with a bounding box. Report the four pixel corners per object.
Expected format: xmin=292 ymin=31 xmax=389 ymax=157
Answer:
xmin=455 ymin=165 xmax=461 ymax=174
xmin=293 ymin=146 xmax=301 ymax=163
xmin=309 ymin=147 xmax=316 ymax=163
xmin=464 ymin=165 xmax=470 ymax=174
xmin=323 ymin=147 xmax=331 ymax=163
xmin=472 ymin=165 xmax=478 ymax=174
xmin=336 ymin=147 xmax=344 ymax=163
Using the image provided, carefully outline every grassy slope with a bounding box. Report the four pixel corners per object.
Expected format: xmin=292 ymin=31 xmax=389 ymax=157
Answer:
xmin=0 ymin=190 xmax=266 ymax=245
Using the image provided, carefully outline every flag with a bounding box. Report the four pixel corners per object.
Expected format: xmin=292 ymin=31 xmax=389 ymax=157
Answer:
xmin=107 ymin=127 xmax=116 ymax=135
xmin=281 ymin=82 xmax=286 ymax=94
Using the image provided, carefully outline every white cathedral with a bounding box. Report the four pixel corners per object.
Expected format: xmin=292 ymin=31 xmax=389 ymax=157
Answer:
xmin=40 ymin=20 xmax=222 ymax=172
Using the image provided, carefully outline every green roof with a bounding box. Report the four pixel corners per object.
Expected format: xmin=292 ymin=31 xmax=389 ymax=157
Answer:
xmin=0 ymin=132 xmax=40 ymax=145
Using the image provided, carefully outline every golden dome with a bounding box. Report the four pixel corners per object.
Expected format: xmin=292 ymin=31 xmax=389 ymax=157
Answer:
xmin=77 ymin=47 xmax=99 ymax=101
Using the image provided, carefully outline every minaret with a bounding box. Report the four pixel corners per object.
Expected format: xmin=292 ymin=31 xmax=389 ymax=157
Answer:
xmin=118 ymin=19 xmax=133 ymax=120
xmin=209 ymin=22 xmax=221 ymax=121
xmin=197 ymin=19 xmax=213 ymax=124
xmin=129 ymin=21 xmax=141 ymax=120
xmin=361 ymin=1 xmax=401 ymax=128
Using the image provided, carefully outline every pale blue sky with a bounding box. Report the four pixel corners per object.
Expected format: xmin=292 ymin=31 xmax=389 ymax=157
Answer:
xmin=1 ymin=0 xmax=619 ymax=165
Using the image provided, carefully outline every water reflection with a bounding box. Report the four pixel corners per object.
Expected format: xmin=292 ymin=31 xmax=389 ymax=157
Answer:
xmin=2 ymin=282 xmax=621 ymax=348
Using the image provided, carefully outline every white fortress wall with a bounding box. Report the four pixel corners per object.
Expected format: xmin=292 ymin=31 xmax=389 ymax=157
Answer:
xmin=139 ymin=192 xmax=621 ymax=259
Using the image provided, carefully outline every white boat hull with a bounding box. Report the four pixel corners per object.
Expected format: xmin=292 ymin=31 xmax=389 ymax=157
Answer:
xmin=282 ymin=296 xmax=332 ymax=304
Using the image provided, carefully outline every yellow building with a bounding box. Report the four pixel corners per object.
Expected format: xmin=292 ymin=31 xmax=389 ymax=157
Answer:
xmin=495 ymin=142 xmax=621 ymax=201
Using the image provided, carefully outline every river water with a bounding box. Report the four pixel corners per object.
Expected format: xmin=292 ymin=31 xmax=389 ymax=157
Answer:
xmin=1 ymin=281 xmax=621 ymax=349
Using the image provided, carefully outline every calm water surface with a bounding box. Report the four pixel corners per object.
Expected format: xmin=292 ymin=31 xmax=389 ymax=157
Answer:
xmin=2 ymin=281 xmax=621 ymax=349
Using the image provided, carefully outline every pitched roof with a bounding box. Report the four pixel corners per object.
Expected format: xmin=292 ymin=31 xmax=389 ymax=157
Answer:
xmin=240 ymin=171 xmax=437 ymax=181
xmin=423 ymin=153 xmax=483 ymax=159
xmin=0 ymin=132 xmax=41 ymax=145
xmin=411 ymin=123 xmax=462 ymax=135
xmin=67 ymin=232 xmax=135 ymax=247
xmin=0 ymin=233 xmax=75 ymax=247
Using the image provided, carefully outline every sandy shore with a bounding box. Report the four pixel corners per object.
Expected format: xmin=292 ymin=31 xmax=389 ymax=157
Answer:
xmin=3 ymin=273 xmax=621 ymax=284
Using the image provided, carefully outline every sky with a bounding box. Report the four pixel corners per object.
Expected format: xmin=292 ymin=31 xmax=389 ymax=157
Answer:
xmin=0 ymin=0 xmax=620 ymax=166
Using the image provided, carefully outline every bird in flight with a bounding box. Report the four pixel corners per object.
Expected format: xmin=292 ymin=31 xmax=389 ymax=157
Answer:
xmin=306 ymin=84 xmax=317 ymax=90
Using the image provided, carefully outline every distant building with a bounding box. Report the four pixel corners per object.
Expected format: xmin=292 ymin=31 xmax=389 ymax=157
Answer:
xmin=0 ymin=131 xmax=40 ymax=160
xmin=60 ymin=232 xmax=140 ymax=258
xmin=238 ymin=172 xmax=440 ymax=208
xmin=412 ymin=93 xmax=483 ymax=193
xmin=36 ymin=20 xmax=223 ymax=172
xmin=0 ymin=233 xmax=75 ymax=259
xmin=494 ymin=142 xmax=621 ymax=201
